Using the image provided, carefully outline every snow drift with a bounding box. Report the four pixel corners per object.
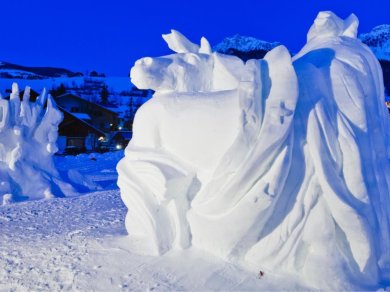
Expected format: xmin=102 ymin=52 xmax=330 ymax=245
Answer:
xmin=117 ymin=11 xmax=390 ymax=289
xmin=0 ymin=83 xmax=74 ymax=204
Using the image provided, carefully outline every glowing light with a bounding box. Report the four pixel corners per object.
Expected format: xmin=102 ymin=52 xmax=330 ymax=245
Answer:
xmin=116 ymin=144 xmax=122 ymax=150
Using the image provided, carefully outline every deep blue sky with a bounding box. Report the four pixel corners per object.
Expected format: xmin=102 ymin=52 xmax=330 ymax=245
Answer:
xmin=1 ymin=0 xmax=389 ymax=76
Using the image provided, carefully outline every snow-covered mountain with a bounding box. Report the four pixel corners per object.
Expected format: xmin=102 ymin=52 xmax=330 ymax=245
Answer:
xmin=214 ymin=27 xmax=390 ymax=63
xmin=360 ymin=25 xmax=390 ymax=61
xmin=0 ymin=61 xmax=82 ymax=79
xmin=359 ymin=25 xmax=390 ymax=94
xmin=214 ymin=34 xmax=280 ymax=61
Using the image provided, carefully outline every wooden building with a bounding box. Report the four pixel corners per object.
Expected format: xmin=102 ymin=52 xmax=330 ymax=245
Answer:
xmin=5 ymin=90 xmax=132 ymax=153
xmin=55 ymin=93 xmax=120 ymax=131
xmin=54 ymin=93 xmax=129 ymax=153
xmin=111 ymin=131 xmax=132 ymax=150
xmin=57 ymin=108 xmax=106 ymax=152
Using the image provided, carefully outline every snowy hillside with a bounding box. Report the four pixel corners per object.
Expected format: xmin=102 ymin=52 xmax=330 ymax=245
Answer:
xmin=0 ymin=60 xmax=133 ymax=99
xmin=0 ymin=76 xmax=132 ymax=97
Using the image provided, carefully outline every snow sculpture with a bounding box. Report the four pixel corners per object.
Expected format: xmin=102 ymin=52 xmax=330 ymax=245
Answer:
xmin=117 ymin=12 xmax=390 ymax=289
xmin=0 ymin=83 xmax=66 ymax=204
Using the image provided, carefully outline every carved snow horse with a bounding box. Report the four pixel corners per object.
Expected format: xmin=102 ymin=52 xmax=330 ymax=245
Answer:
xmin=117 ymin=12 xmax=390 ymax=289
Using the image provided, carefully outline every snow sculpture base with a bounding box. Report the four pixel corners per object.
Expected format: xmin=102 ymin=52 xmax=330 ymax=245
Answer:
xmin=117 ymin=12 xmax=390 ymax=289
xmin=0 ymin=83 xmax=71 ymax=204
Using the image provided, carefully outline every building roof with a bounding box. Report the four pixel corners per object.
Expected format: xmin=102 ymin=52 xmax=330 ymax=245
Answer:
xmin=72 ymin=113 xmax=91 ymax=120
xmin=58 ymin=105 xmax=106 ymax=136
xmin=55 ymin=92 xmax=120 ymax=115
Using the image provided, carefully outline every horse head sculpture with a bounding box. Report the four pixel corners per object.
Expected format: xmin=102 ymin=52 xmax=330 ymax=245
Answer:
xmin=130 ymin=29 xmax=246 ymax=92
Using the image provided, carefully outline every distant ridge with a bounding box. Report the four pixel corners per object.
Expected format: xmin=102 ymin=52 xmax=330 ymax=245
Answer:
xmin=0 ymin=61 xmax=82 ymax=79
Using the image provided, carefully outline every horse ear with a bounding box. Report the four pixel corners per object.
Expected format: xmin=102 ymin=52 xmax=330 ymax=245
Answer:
xmin=199 ymin=37 xmax=212 ymax=54
xmin=162 ymin=30 xmax=199 ymax=53
xmin=342 ymin=13 xmax=359 ymax=38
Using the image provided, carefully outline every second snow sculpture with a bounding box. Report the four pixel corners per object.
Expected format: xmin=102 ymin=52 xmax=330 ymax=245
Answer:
xmin=0 ymin=83 xmax=67 ymax=204
xmin=117 ymin=12 xmax=390 ymax=289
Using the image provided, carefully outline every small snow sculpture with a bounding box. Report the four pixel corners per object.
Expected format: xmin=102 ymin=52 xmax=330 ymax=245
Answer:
xmin=118 ymin=12 xmax=390 ymax=289
xmin=0 ymin=83 xmax=67 ymax=204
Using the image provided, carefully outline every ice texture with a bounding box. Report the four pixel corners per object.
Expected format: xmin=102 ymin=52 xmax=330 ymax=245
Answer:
xmin=117 ymin=12 xmax=390 ymax=289
xmin=0 ymin=83 xmax=72 ymax=204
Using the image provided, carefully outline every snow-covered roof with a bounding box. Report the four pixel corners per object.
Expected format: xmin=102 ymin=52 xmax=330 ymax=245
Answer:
xmin=57 ymin=105 xmax=106 ymax=136
xmin=72 ymin=113 xmax=91 ymax=120
xmin=56 ymin=93 xmax=120 ymax=114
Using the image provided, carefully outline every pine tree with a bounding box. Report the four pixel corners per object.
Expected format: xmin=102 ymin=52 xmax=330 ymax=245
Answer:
xmin=100 ymin=84 xmax=109 ymax=105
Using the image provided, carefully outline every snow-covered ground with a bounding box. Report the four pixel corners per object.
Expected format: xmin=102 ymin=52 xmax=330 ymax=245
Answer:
xmin=0 ymin=151 xmax=309 ymax=291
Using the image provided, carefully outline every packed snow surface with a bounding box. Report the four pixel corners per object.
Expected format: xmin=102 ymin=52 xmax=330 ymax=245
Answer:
xmin=118 ymin=11 xmax=390 ymax=289
xmin=0 ymin=151 xmax=309 ymax=290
